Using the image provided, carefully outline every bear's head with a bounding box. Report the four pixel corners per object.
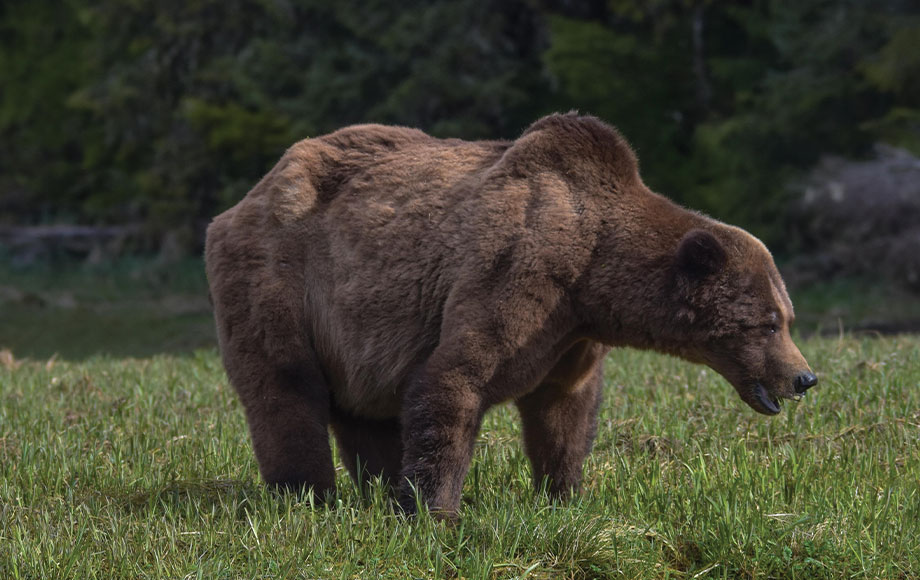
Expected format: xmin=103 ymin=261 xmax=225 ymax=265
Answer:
xmin=673 ymin=228 xmax=817 ymax=415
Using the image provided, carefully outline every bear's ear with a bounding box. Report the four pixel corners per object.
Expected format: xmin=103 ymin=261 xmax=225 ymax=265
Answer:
xmin=675 ymin=229 xmax=727 ymax=279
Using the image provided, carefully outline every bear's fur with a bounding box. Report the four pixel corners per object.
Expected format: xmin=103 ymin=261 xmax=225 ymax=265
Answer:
xmin=205 ymin=113 xmax=816 ymax=516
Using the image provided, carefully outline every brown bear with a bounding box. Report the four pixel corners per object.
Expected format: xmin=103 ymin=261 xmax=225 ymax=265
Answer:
xmin=205 ymin=113 xmax=816 ymax=517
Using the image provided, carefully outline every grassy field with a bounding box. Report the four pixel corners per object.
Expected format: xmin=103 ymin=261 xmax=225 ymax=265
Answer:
xmin=1 ymin=260 xmax=918 ymax=577
xmin=1 ymin=334 xmax=918 ymax=579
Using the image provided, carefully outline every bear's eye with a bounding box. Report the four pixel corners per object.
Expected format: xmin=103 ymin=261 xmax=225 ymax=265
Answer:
xmin=768 ymin=324 xmax=778 ymax=335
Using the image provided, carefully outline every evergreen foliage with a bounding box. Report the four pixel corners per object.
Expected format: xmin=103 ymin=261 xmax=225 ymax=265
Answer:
xmin=1 ymin=0 xmax=917 ymax=251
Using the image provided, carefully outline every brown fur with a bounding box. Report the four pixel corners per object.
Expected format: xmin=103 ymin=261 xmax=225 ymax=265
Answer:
xmin=205 ymin=113 xmax=815 ymax=516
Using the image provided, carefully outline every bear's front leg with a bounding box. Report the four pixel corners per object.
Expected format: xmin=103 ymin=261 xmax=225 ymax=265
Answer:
xmin=398 ymin=364 xmax=486 ymax=518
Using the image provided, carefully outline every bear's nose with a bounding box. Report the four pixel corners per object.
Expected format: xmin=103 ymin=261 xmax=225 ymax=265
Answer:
xmin=794 ymin=371 xmax=818 ymax=394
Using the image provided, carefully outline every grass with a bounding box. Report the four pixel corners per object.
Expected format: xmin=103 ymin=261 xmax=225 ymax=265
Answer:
xmin=1 ymin=336 xmax=919 ymax=578
xmin=1 ymin=260 xmax=918 ymax=577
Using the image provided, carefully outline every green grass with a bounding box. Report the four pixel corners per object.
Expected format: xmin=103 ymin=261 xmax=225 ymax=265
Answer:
xmin=1 ymin=337 xmax=918 ymax=578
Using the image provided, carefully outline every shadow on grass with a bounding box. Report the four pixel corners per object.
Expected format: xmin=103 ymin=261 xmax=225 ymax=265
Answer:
xmin=118 ymin=479 xmax=263 ymax=517
xmin=116 ymin=478 xmax=350 ymax=518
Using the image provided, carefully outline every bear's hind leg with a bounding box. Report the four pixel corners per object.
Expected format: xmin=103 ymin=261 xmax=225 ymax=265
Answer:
xmin=515 ymin=357 xmax=604 ymax=499
xmin=206 ymin=217 xmax=334 ymax=496
xmin=235 ymin=362 xmax=336 ymax=497
xmin=330 ymin=409 xmax=403 ymax=491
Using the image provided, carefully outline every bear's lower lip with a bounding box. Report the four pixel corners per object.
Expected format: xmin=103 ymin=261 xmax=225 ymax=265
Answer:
xmin=754 ymin=384 xmax=781 ymax=415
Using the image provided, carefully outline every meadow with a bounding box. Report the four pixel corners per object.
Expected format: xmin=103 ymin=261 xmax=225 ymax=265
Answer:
xmin=1 ymin=261 xmax=918 ymax=578
xmin=1 ymin=334 xmax=918 ymax=578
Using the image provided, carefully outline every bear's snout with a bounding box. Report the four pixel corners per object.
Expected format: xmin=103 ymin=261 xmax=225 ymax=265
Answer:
xmin=794 ymin=371 xmax=818 ymax=394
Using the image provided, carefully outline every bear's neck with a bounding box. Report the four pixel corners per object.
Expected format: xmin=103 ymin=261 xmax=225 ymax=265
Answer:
xmin=579 ymin=190 xmax=713 ymax=359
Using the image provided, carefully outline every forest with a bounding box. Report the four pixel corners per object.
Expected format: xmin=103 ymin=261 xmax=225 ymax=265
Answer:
xmin=1 ymin=0 xmax=918 ymax=255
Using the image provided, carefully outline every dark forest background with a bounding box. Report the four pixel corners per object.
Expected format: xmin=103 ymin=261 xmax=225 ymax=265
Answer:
xmin=1 ymin=0 xmax=918 ymax=256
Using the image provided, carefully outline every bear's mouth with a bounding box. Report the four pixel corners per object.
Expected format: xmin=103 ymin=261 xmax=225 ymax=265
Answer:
xmin=753 ymin=383 xmax=781 ymax=415
xmin=751 ymin=383 xmax=805 ymax=415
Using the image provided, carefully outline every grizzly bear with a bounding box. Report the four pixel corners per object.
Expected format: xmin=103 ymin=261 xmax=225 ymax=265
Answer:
xmin=205 ymin=113 xmax=816 ymax=517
